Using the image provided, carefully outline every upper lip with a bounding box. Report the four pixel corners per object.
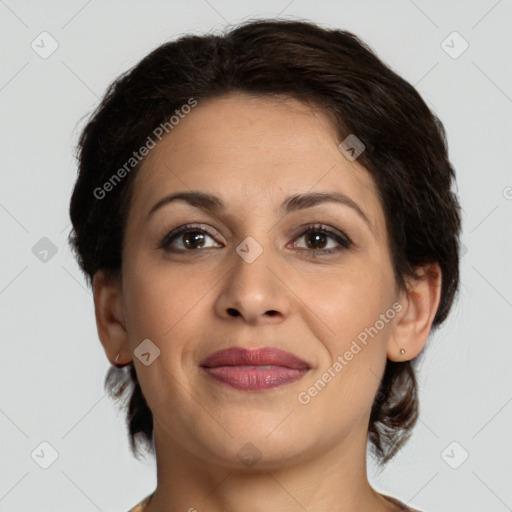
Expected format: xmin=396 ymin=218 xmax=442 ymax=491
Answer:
xmin=200 ymin=347 xmax=310 ymax=370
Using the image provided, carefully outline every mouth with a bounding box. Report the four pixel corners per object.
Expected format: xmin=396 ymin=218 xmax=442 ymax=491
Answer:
xmin=199 ymin=347 xmax=310 ymax=392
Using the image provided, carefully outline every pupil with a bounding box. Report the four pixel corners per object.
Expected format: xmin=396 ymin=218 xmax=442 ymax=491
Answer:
xmin=184 ymin=231 xmax=205 ymax=249
xmin=307 ymin=232 xmax=327 ymax=249
xmin=181 ymin=231 xmax=328 ymax=250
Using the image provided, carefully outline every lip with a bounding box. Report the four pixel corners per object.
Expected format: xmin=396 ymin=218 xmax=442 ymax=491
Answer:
xmin=199 ymin=347 xmax=310 ymax=392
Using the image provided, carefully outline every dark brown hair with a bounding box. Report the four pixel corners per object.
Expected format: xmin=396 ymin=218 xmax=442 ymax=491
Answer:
xmin=68 ymin=18 xmax=462 ymax=466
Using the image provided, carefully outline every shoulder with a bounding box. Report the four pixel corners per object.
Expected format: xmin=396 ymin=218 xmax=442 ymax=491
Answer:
xmin=127 ymin=493 xmax=153 ymax=512
xmin=381 ymin=494 xmax=422 ymax=512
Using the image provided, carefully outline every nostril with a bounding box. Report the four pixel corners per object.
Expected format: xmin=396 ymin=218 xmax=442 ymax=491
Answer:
xmin=226 ymin=308 xmax=278 ymax=317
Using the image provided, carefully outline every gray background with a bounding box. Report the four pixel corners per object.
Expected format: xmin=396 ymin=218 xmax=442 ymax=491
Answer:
xmin=1 ymin=1 xmax=511 ymax=511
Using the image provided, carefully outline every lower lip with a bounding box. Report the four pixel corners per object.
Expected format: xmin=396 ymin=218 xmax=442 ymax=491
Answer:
xmin=201 ymin=365 xmax=309 ymax=391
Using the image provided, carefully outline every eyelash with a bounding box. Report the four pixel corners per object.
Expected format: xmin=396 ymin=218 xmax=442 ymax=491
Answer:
xmin=158 ymin=223 xmax=352 ymax=256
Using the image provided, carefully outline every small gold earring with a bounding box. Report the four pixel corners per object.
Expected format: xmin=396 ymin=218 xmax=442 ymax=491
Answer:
xmin=115 ymin=353 xmax=120 ymax=363
xmin=400 ymin=348 xmax=405 ymax=355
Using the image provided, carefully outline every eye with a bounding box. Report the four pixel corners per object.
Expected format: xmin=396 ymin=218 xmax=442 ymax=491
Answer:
xmin=158 ymin=224 xmax=221 ymax=252
xmin=158 ymin=223 xmax=352 ymax=256
xmin=291 ymin=224 xmax=352 ymax=256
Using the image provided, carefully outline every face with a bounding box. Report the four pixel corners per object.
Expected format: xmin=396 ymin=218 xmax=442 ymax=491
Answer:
xmin=115 ymin=93 xmax=404 ymax=469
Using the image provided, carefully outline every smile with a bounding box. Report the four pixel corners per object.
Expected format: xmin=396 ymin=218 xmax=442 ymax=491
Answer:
xmin=199 ymin=347 xmax=310 ymax=391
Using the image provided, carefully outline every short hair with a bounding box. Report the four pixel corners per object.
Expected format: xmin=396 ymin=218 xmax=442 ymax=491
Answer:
xmin=68 ymin=18 xmax=462 ymax=465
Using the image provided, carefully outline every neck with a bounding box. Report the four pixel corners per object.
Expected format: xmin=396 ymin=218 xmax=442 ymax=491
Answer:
xmin=144 ymin=416 xmax=397 ymax=512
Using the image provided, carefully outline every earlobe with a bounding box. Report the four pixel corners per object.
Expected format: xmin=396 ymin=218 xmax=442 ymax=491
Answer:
xmin=93 ymin=269 xmax=131 ymax=366
xmin=387 ymin=263 xmax=442 ymax=362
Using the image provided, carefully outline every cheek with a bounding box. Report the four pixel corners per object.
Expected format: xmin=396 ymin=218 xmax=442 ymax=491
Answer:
xmin=122 ymin=259 xmax=211 ymax=345
xmin=299 ymin=263 xmax=395 ymax=347
xmin=120 ymin=262 xmax=213 ymax=411
xmin=296 ymin=271 xmax=395 ymax=429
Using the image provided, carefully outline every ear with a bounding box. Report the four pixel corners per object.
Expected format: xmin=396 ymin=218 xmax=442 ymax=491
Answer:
xmin=387 ymin=263 xmax=442 ymax=362
xmin=93 ymin=269 xmax=131 ymax=366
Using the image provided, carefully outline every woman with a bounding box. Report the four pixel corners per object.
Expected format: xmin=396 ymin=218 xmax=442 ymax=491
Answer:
xmin=68 ymin=18 xmax=461 ymax=512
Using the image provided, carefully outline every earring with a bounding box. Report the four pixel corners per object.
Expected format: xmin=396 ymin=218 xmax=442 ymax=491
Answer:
xmin=115 ymin=353 xmax=120 ymax=364
xmin=399 ymin=348 xmax=405 ymax=355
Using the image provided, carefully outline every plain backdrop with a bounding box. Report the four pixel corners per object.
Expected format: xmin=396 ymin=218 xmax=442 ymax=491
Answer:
xmin=1 ymin=1 xmax=511 ymax=511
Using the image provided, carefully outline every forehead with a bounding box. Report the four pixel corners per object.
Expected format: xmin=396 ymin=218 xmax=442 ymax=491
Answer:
xmin=128 ymin=93 xmax=385 ymax=238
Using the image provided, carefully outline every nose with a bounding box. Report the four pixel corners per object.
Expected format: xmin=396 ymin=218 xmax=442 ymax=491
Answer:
xmin=214 ymin=240 xmax=292 ymax=326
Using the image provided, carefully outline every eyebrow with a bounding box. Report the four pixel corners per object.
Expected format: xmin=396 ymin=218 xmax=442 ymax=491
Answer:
xmin=147 ymin=190 xmax=374 ymax=234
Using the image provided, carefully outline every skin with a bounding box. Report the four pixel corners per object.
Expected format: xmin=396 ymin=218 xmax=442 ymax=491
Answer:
xmin=93 ymin=93 xmax=440 ymax=512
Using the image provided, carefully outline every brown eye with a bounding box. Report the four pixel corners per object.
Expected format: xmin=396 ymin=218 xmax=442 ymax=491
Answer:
xmin=159 ymin=225 xmax=220 ymax=252
xmin=304 ymin=231 xmax=329 ymax=250
xmin=292 ymin=225 xmax=352 ymax=255
xmin=182 ymin=231 xmax=206 ymax=249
